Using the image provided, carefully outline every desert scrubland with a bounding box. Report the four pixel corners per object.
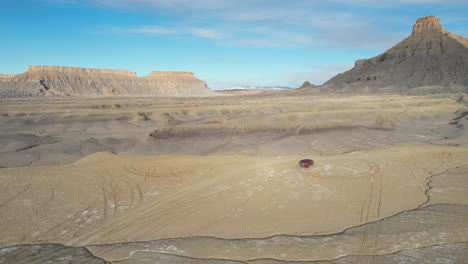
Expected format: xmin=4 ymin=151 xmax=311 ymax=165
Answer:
xmin=1 ymin=92 xmax=467 ymax=263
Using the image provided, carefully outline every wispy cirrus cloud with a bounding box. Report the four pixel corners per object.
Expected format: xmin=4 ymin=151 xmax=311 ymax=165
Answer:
xmin=130 ymin=26 xmax=177 ymax=35
xmin=326 ymin=0 xmax=467 ymax=6
xmin=89 ymin=0 xmax=467 ymax=49
xmin=188 ymin=28 xmax=225 ymax=39
xmin=88 ymin=0 xmax=240 ymax=12
xmin=109 ymin=25 xmax=226 ymax=40
xmin=89 ymin=0 xmax=467 ymax=12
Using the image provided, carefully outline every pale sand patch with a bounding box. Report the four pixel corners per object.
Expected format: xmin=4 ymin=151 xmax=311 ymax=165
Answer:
xmin=0 ymin=145 xmax=467 ymax=248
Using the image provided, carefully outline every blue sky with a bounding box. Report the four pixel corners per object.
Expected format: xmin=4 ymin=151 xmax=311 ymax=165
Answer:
xmin=1 ymin=0 xmax=467 ymax=89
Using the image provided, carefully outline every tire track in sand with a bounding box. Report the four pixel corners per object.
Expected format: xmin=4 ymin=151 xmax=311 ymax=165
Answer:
xmin=67 ymin=159 xmax=269 ymax=246
xmin=357 ymin=161 xmax=383 ymax=263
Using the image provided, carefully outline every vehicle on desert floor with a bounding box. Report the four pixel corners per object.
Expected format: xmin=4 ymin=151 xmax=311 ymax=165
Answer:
xmin=299 ymin=159 xmax=314 ymax=168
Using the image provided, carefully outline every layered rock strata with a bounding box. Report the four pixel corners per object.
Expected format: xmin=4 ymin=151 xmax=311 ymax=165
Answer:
xmin=301 ymin=16 xmax=468 ymax=94
xmin=0 ymin=66 xmax=214 ymax=97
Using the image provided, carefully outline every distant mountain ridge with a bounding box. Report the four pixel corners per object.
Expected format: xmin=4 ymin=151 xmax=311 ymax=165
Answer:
xmin=0 ymin=66 xmax=215 ymax=97
xmin=299 ymin=16 xmax=468 ymax=95
xmin=221 ymin=85 xmax=295 ymax=91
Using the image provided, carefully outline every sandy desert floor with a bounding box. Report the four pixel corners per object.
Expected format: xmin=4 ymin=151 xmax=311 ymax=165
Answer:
xmin=0 ymin=93 xmax=467 ymax=263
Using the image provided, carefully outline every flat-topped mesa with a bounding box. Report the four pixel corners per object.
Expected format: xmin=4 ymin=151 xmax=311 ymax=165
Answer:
xmin=28 ymin=66 xmax=137 ymax=76
xmin=412 ymin=15 xmax=447 ymax=35
xmin=148 ymin=71 xmax=195 ymax=77
xmin=0 ymin=66 xmax=215 ymax=97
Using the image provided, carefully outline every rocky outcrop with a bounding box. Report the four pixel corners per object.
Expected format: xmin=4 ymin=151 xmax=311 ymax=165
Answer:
xmin=301 ymin=16 xmax=468 ymax=94
xmin=299 ymin=81 xmax=315 ymax=89
xmin=0 ymin=66 xmax=215 ymax=97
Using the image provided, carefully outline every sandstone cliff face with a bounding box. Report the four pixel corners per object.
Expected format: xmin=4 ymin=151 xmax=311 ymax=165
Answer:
xmin=411 ymin=16 xmax=447 ymax=35
xmin=302 ymin=16 xmax=468 ymax=94
xmin=0 ymin=66 xmax=215 ymax=97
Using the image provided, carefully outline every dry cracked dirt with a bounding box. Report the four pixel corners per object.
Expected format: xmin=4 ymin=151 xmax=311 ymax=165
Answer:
xmin=0 ymin=93 xmax=467 ymax=263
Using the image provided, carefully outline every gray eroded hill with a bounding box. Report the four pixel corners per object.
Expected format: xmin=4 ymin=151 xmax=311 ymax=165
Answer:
xmin=299 ymin=16 xmax=468 ymax=95
xmin=0 ymin=66 xmax=215 ymax=97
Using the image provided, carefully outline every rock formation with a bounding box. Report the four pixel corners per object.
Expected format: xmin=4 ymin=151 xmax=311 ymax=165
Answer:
xmin=0 ymin=66 xmax=215 ymax=97
xmin=299 ymin=81 xmax=314 ymax=89
xmin=300 ymin=16 xmax=468 ymax=94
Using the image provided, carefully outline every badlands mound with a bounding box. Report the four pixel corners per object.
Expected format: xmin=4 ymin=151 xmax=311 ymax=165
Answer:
xmin=299 ymin=16 xmax=468 ymax=94
xmin=1 ymin=94 xmax=467 ymax=168
xmin=0 ymin=66 xmax=215 ymax=97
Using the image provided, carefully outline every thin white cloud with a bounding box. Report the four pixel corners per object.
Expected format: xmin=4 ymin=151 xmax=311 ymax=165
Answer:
xmin=41 ymin=0 xmax=79 ymax=4
xmin=89 ymin=0 xmax=468 ymax=14
xmin=132 ymin=26 xmax=177 ymax=34
xmin=89 ymin=0 xmax=238 ymax=12
xmin=315 ymin=21 xmax=408 ymax=50
xmin=89 ymin=0 xmax=467 ymax=49
xmin=228 ymin=39 xmax=294 ymax=48
xmin=227 ymin=26 xmax=316 ymax=48
xmin=189 ymin=28 xmax=225 ymax=39
xmin=109 ymin=25 xmax=227 ymax=40
xmin=327 ymin=0 xmax=467 ymax=6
